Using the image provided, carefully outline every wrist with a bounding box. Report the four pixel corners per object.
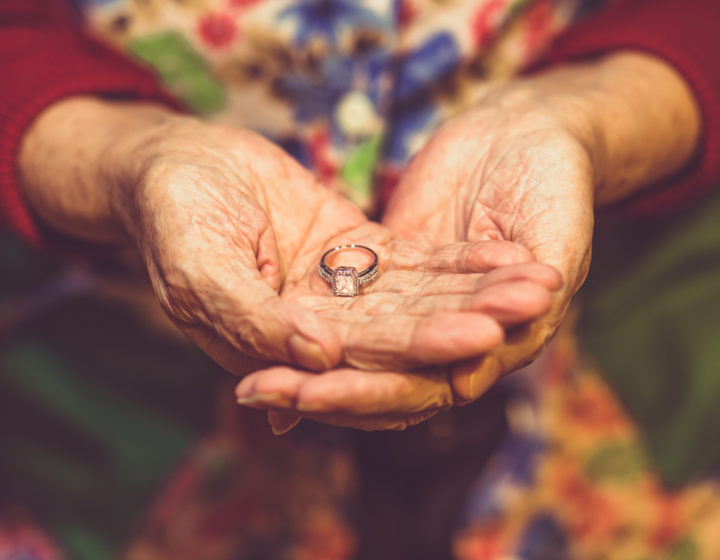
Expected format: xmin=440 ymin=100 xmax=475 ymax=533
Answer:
xmin=18 ymin=96 xmax=183 ymax=243
xmin=498 ymin=52 xmax=700 ymax=205
xmin=468 ymin=82 xmax=600 ymax=201
xmin=104 ymin=107 xmax=198 ymax=245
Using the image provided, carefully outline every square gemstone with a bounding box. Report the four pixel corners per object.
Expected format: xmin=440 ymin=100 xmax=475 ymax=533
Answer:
xmin=333 ymin=266 xmax=359 ymax=297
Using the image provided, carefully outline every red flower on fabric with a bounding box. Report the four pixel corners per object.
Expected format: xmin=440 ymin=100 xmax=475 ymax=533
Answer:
xmin=471 ymin=0 xmax=506 ymax=49
xmin=554 ymin=464 xmax=622 ymax=542
xmin=0 ymin=523 xmax=64 ymax=560
xmin=562 ymin=382 xmax=628 ymax=434
xmin=523 ymin=0 xmax=554 ymax=57
xmin=397 ymin=0 xmax=417 ymax=29
xmin=453 ymin=521 xmax=509 ymax=560
xmin=648 ymin=496 xmax=683 ymax=552
xmin=197 ymin=12 xmax=238 ymax=49
xmin=229 ymin=0 xmax=261 ymax=9
xmin=308 ymin=128 xmax=338 ymax=185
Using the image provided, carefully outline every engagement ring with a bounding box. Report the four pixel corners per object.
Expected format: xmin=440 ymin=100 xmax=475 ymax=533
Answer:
xmin=318 ymin=244 xmax=379 ymax=297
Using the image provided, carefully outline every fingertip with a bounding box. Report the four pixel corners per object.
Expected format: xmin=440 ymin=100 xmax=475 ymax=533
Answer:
xmin=466 ymin=314 xmax=505 ymax=348
xmin=287 ymin=334 xmax=334 ymax=372
xmin=235 ymin=374 xmax=258 ymax=401
xmin=526 ymin=262 xmax=563 ymax=290
xmin=288 ymin=308 xmax=343 ymax=368
xmin=542 ymin=265 xmax=564 ymax=291
xmin=471 ymin=281 xmax=553 ymax=324
xmin=235 ymin=366 xmax=299 ymax=401
xmin=450 ymin=356 xmax=502 ymax=402
xmin=484 ymin=262 xmax=564 ymax=291
xmin=487 ymin=317 xmax=505 ymax=346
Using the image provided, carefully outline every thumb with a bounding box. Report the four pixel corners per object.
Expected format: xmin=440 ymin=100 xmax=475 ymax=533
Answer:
xmin=168 ymin=262 xmax=342 ymax=372
xmin=450 ymin=320 xmax=557 ymax=403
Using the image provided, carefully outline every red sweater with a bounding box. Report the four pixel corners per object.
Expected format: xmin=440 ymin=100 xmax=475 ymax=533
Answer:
xmin=1 ymin=0 xmax=719 ymax=246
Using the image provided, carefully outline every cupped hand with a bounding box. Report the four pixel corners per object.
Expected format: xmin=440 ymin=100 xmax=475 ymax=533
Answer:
xmin=234 ymin=91 xmax=589 ymax=430
xmin=117 ymin=117 xmax=554 ymax=381
xmin=382 ymin=92 xmax=594 ymax=401
xmin=236 ymin=260 xmax=561 ymax=431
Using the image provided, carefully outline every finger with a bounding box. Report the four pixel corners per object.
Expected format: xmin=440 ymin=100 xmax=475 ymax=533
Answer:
xmin=472 ymin=262 xmax=563 ymax=291
xmin=160 ymin=208 xmax=344 ymax=373
xmin=301 ymin=264 xmax=560 ymax=370
xmin=236 ymin=365 xmax=454 ymax=416
xmin=192 ymin=270 xmax=343 ymax=372
xmin=379 ymin=240 xmax=534 ymax=274
xmin=339 ymin=311 xmax=504 ymax=370
xmin=350 ymin=261 xmax=562 ymax=299
xmin=450 ymin=318 xmax=559 ymax=402
xmin=236 ymin=367 xmax=308 ymax=406
xmin=362 ymin=270 xmax=490 ymax=297
xmin=351 ymin=280 xmax=553 ymax=327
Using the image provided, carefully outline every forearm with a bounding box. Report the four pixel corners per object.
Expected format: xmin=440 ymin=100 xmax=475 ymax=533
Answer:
xmin=18 ymin=96 xmax=176 ymax=243
xmin=485 ymin=52 xmax=701 ymax=206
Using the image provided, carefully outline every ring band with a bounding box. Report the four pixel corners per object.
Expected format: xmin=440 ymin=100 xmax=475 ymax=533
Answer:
xmin=318 ymin=244 xmax=379 ymax=297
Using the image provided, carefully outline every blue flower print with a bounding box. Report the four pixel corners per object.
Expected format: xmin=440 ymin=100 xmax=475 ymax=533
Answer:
xmin=518 ymin=513 xmax=570 ymax=560
xmin=278 ymin=0 xmax=386 ymax=46
xmin=394 ymin=32 xmax=460 ymax=102
xmin=383 ymin=33 xmax=460 ymax=164
xmin=275 ymin=55 xmax=354 ymax=122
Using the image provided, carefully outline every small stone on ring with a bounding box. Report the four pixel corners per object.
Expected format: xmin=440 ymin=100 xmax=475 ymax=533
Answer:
xmin=318 ymin=244 xmax=379 ymax=297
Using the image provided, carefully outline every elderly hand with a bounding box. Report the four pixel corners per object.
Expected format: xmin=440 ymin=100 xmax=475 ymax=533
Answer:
xmin=236 ymin=258 xmax=561 ymax=432
xmin=235 ymin=52 xmax=701 ymax=431
xmin=19 ymin=97 xmax=556 ymax=398
xmin=383 ymin=97 xmax=594 ymax=402
xmin=117 ymin=116 xmax=561 ymax=376
xmin=234 ymin=94 xmax=573 ymax=428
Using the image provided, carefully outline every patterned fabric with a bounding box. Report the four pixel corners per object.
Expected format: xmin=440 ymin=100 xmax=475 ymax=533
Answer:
xmin=81 ymin=0 xmax=585 ymax=211
xmin=123 ymin=391 xmax=358 ymax=560
xmin=453 ymin=325 xmax=720 ymax=560
xmin=6 ymin=1 xmax=720 ymax=559
xmin=0 ymin=520 xmax=65 ymax=560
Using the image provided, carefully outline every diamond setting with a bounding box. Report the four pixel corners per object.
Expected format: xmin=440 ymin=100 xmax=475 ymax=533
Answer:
xmin=319 ymin=244 xmax=379 ymax=297
xmin=333 ymin=266 xmax=359 ymax=297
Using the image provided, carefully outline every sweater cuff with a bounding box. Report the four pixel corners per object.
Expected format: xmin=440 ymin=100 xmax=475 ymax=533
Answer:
xmin=0 ymin=32 xmax=180 ymax=247
xmin=536 ymin=0 xmax=720 ymax=216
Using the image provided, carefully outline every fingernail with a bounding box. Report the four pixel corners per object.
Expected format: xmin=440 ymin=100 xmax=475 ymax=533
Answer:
xmin=287 ymin=334 xmax=332 ymax=371
xmin=268 ymin=411 xmax=301 ymax=435
xmin=237 ymin=392 xmax=291 ymax=408
xmin=468 ymin=358 xmax=500 ymax=400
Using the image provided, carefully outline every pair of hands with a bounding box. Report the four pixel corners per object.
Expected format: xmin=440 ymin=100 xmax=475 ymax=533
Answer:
xmin=117 ymin=89 xmax=592 ymax=432
xmin=19 ymin=53 xmax=698 ymax=432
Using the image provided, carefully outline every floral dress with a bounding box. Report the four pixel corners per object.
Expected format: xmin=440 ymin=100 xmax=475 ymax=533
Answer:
xmin=3 ymin=1 xmax=720 ymax=559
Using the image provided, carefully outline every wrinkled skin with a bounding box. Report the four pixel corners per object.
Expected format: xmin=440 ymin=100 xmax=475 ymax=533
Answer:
xmin=19 ymin=53 xmax=699 ymax=432
xmin=119 ymin=117 xmax=560 ymax=430
xmin=233 ymin=97 xmax=592 ymax=430
xmin=385 ymin=99 xmax=595 ymax=401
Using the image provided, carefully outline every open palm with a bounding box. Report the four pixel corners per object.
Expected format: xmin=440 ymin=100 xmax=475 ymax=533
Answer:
xmin=383 ymin=103 xmax=594 ymax=400
xmin=230 ymin=110 xmax=570 ymax=429
xmin=128 ymin=120 xmax=553 ymax=391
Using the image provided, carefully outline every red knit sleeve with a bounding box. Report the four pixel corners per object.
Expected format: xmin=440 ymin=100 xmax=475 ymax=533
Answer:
xmin=0 ymin=0 xmax=180 ymax=246
xmin=539 ymin=0 xmax=720 ymax=216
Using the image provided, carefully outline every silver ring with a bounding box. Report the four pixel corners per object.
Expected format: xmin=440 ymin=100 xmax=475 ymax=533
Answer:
xmin=318 ymin=244 xmax=379 ymax=297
